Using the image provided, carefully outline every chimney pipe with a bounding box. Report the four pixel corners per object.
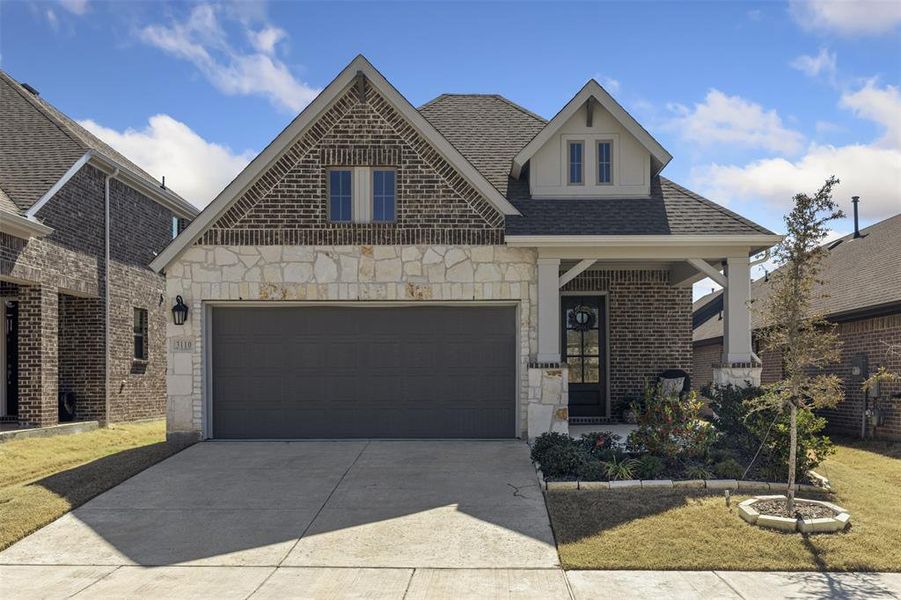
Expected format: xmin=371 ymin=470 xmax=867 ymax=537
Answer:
xmin=852 ymin=196 xmax=861 ymax=238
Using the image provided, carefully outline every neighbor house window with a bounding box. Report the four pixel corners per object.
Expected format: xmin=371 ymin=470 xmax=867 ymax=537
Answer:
xmin=133 ymin=308 xmax=148 ymax=360
xmin=329 ymin=169 xmax=353 ymax=222
xmin=568 ymin=141 xmax=583 ymax=185
xmin=597 ymin=141 xmax=612 ymax=184
xmin=171 ymin=216 xmax=179 ymax=239
xmin=372 ymin=169 xmax=396 ymax=222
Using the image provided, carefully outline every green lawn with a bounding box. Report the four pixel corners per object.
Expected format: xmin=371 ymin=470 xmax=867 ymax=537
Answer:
xmin=546 ymin=440 xmax=901 ymax=571
xmin=0 ymin=420 xmax=191 ymax=551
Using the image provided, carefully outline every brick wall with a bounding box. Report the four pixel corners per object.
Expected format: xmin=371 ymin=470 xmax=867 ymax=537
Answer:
xmin=692 ymin=341 xmax=720 ymax=391
xmin=2 ymin=164 xmax=188 ymax=426
xmin=563 ymin=270 xmax=693 ymax=408
xmin=692 ymin=312 xmax=901 ymax=440
xmin=821 ymin=313 xmax=901 ymax=440
xmin=200 ymin=79 xmax=504 ymax=246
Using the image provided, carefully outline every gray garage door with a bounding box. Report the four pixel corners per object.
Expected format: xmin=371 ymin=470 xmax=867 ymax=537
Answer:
xmin=211 ymin=305 xmax=516 ymax=439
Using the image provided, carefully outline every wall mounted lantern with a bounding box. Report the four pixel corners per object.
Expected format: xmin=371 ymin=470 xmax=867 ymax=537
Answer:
xmin=172 ymin=295 xmax=189 ymax=325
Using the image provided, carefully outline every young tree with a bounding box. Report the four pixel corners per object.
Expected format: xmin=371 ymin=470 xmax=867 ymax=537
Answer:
xmin=753 ymin=176 xmax=845 ymax=513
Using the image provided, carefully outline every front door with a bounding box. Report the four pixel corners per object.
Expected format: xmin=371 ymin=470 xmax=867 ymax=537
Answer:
xmin=562 ymin=295 xmax=607 ymax=418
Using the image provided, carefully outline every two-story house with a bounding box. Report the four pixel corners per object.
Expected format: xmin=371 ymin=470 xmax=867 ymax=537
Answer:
xmin=153 ymin=55 xmax=779 ymax=442
xmin=0 ymin=70 xmax=198 ymax=430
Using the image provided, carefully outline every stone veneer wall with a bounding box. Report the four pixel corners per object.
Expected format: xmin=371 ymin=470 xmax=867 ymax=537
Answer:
xmin=165 ymin=244 xmax=538 ymax=438
xmin=562 ymin=270 xmax=693 ymax=408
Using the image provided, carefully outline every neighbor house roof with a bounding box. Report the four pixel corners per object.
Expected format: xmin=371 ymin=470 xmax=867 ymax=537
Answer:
xmin=0 ymin=69 xmax=196 ymax=218
xmin=693 ymin=213 xmax=901 ymax=343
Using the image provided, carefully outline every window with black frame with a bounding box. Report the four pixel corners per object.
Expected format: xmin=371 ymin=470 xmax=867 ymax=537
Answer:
xmin=133 ymin=308 xmax=148 ymax=360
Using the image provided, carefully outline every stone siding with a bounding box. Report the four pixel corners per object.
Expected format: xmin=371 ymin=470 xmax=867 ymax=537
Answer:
xmin=199 ymin=80 xmax=504 ymax=247
xmin=165 ymin=244 xmax=538 ymax=437
xmin=563 ymin=270 xmax=693 ymax=408
xmin=1 ymin=164 xmax=187 ymax=426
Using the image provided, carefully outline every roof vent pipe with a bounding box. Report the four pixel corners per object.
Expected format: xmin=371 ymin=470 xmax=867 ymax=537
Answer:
xmin=21 ymin=83 xmax=40 ymax=96
xmin=852 ymin=196 xmax=861 ymax=238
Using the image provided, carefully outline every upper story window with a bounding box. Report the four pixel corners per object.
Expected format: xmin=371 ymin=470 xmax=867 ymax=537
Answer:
xmin=328 ymin=167 xmax=397 ymax=223
xmin=329 ymin=169 xmax=353 ymax=222
xmin=372 ymin=170 xmax=396 ymax=222
xmin=597 ymin=141 xmax=612 ymax=184
xmin=568 ymin=141 xmax=584 ymax=185
xmin=171 ymin=216 xmax=179 ymax=239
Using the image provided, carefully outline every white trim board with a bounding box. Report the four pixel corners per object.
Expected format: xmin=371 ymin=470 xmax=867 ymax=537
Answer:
xmin=511 ymin=80 xmax=673 ymax=179
xmin=151 ymin=55 xmax=519 ymax=273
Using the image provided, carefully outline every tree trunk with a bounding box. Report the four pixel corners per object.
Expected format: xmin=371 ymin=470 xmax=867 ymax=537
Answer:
xmin=786 ymin=403 xmax=797 ymax=513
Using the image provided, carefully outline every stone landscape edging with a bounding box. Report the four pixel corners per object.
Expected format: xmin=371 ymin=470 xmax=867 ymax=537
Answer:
xmin=738 ymin=495 xmax=850 ymax=533
xmin=535 ymin=467 xmax=830 ymax=494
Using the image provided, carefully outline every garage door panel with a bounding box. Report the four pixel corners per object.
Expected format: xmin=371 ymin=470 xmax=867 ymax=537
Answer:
xmin=211 ymin=305 xmax=516 ymax=439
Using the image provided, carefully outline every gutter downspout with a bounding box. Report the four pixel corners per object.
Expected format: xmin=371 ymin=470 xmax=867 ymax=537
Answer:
xmin=104 ymin=168 xmax=119 ymax=426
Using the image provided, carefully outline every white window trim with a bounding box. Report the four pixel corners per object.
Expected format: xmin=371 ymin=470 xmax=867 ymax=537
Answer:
xmin=565 ymin=139 xmax=585 ymax=186
xmin=596 ymin=139 xmax=614 ymax=185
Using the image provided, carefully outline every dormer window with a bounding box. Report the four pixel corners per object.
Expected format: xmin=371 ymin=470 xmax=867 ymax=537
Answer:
xmin=597 ymin=141 xmax=612 ymax=184
xmin=567 ymin=141 xmax=584 ymax=185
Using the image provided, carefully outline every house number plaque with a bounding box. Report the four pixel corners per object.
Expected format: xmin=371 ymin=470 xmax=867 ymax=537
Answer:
xmin=171 ymin=337 xmax=194 ymax=353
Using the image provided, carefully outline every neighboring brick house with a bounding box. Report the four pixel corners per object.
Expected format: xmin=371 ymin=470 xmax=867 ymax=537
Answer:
xmin=153 ymin=55 xmax=778 ymax=442
xmin=693 ymin=213 xmax=901 ymax=440
xmin=0 ymin=70 xmax=198 ymax=429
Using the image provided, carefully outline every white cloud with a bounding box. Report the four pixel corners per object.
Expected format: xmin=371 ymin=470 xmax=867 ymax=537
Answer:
xmin=139 ymin=4 xmax=319 ymax=112
xmin=60 ymin=0 xmax=89 ymax=15
xmin=45 ymin=8 xmax=59 ymax=30
xmin=790 ymin=48 xmax=837 ymax=81
xmin=597 ymin=76 xmax=620 ymax=95
xmin=79 ymin=115 xmax=253 ymax=208
xmin=668 ymin=89 xmax=805 ymax=154
xmin=790 ymin=0 xmax=901 ymax=35
xmin=249 ymin=26 xmax=286 ymax=55
xmin=840 ymin=80 xmax=901 ymax=148
xmin=694 ymin=144 xmax=901 ymax=220
xmin=690 ymin=80 xmax=901 ymax=222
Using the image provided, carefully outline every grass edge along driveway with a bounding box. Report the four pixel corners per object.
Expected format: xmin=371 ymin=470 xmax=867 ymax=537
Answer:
xmin=545 ymin=440 xmax=901 ymax=572
xmin=0 ymin=420 xmax=190 ymax=551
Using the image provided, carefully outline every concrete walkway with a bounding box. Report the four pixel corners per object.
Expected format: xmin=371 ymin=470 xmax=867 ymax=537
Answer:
xmin=2 ymin=441 xmax=899 ymax=598
xmin=2 ymin=565 xmax=898 ymax=598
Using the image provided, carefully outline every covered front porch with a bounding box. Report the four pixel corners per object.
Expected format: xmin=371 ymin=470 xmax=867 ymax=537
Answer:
xmin=514 ymin=235 xmax=772 ymax=438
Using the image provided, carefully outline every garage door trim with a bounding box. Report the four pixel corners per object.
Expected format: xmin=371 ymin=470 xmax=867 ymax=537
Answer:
xmin=200 ymin=300 xmax=522 ymax=439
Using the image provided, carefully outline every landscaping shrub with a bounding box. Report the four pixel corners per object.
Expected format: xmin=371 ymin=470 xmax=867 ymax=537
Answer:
xmin=578 ymin=431 xmax=621 ymax=461
xmin=635 ymin=455 xmax=664 ymax=479
xmin=576 ymin=459 xmax=608 ymax=482
xmin=627 ymin=382 xmax=716 ymax=459
xmin=529 ymin=432 xmax=573 ymax=466
xmin=539 ymin=443 xmax=583 ymax=479
xmin=712 ymin=458 xmax=745 ymax=479
xmin=603 ymin=455 xmax=639 ymax=481
xmin=682 ymin=461 xmax=713 ymax=480
xmin=704 ymin=384 xmax=835 ymax=481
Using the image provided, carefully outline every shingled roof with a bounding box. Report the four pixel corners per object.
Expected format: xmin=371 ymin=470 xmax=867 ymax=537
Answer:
xmin=0 ymin=69 xmax=189 ymax=214
xmin=419 ymin=94 xmax=546 ymax=199
xmin=694 ymin=213 xmax=901 ymax=342
xmin=419 ymin=94 xmax=773 ymax=237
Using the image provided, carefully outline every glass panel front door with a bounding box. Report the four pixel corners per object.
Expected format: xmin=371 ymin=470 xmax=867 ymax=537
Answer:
xmin=562 ymin=295 xmax=607 ymax=417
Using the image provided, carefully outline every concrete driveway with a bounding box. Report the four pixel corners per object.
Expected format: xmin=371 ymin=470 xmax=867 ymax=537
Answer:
xmin=1 ymin=440 xmax=567 ymax=598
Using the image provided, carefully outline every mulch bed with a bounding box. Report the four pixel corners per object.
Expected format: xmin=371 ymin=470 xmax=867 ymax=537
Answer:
xmin=754 ymin=499 xmax=836 ymax=520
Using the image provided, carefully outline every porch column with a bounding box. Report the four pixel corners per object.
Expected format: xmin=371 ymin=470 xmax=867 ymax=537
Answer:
xmin=17 ymin=284 xmax=59 ymax=427
xmin=536 ymin=258 xmax=561 ymax=363
xmin=722 ymin=255 xmax=753 ymax=364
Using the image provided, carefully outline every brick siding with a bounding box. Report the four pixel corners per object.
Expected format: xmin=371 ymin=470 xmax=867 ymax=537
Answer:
xmin=1 ymin=164 xmax=188 ymax=427
xmin=691 ymin=341 xmax=720 ymax=391
xmin=692 ymin=312 xmax=901 ymax=440
xmin=200 ymin=79 xmax=504 ymax=246
xmin=563 ymin=270 xmax=693 ymax=408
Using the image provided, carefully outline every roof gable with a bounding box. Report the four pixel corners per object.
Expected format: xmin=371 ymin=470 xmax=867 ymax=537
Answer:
xmin=152 ymin=55 xmax=519 ymax=271
xmin=511 ymin=80 xmax=672 ymax=179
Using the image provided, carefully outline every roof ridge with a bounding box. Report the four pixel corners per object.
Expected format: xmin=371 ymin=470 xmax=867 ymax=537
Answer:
xmin=418 ymin=92 xmax=547 ymax=124
xmin=490 ymin=94 xmax=548 ymax=124
xmin=659 ymin=176 xmax=775 ymax=236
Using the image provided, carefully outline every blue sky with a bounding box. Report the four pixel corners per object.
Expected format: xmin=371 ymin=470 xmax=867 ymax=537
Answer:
xmin=2 ymin=0 xmax=899 ymax=296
